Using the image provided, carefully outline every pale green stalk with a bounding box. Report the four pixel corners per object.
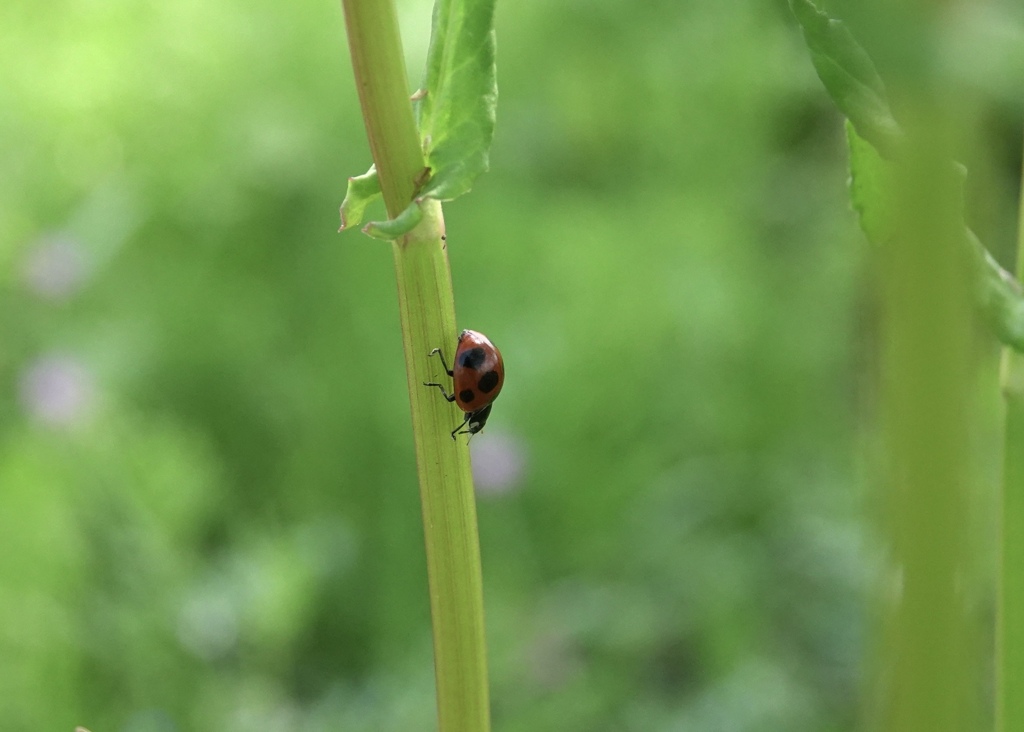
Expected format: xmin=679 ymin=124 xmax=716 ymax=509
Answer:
xmin=996 ymin=134 xmax=1024 ymax=732
xmin=340 ymin=1 xmax=491 ymax=729
xmin=870 ymin=112 xmax=977 ymax=732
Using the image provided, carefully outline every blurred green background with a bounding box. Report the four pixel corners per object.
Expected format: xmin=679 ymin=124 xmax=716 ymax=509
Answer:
xmin=2 ymin=0 xmax=1021 ymax=730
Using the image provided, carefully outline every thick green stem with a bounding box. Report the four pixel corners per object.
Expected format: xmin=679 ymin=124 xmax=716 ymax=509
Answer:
xmin=341 ymin=0 xmax=422 ymax=211
xmin=340 ymin=1 xmax=491 ymax=730
xmin=996 ymin=134 xmax=1024 ymax=732
xmin=870 ymin=113 xmax=977 ymax=731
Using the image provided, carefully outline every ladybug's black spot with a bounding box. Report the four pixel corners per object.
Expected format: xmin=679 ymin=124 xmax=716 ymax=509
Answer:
xmin=458 ymin=347 xmax=487 ymax=371
xmin=459 ymin=389 xmax=476 ymax=403
xmin=477 ymin=370 xmax=499 ymax=394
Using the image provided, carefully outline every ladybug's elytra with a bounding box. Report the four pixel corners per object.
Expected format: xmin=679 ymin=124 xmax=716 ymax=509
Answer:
xmin=424 ymin=329 xmax=505 ymax=440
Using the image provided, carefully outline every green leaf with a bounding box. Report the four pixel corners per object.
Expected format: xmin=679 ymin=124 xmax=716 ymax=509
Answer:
xmin=846 ymin=120 xmax=895 ymax=246
xmin=790 ymin=0 xmax=903 ymax=158
xmin=414 ymin=0 xmax=497 ymax=202
xmin=339 ymin=165 xmax=382 ymax=232
xmin=362 ymin=200 xmax=424 ymax=240
xmin=970 ymin=231 xmax=1024 ymax=352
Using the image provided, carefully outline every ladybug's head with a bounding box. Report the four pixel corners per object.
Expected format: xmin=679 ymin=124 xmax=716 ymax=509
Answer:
xmin=464 ymin=404 xmax=493 ymax=437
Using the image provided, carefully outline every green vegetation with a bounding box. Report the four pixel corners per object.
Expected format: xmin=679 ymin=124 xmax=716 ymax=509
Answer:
xmin=1 ymin=0 xmax=1022 ymax=730
xmin=792 ymin=2 xmax=1022 ymax=729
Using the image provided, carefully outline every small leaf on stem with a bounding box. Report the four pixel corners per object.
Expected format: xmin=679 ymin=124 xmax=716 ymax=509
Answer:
xmin=791 ymin=0 xmax=904 ymax=158
xmin=339 ymin=165 xmax=383 ymax=231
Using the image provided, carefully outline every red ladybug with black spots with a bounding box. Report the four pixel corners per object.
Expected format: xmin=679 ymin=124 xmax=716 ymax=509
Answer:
xmin=424 ymin=329 xmax=504 ymax=440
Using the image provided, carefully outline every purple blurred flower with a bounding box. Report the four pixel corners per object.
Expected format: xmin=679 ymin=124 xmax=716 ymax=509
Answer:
xmin=471 ymin=432 xmax=527 ymax=496
xmin=21 ymin=234 xmax=88 ymax=301
xmin=18 ymin=355 xmax=94 ymax=427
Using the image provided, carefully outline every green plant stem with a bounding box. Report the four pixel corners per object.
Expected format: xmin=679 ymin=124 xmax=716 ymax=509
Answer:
xmin=997 ymin=134 xmax=1024 ymax=732
xmin=871 ymin=112 xmax=976 ymax=731
xmin=341 ymin=0 xmax=422 ymax=210
xmin=340 ymin=1 xmax=491 ymax=730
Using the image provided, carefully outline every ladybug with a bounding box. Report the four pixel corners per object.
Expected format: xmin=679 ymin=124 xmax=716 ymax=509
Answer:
xmin=424 ymin=329 xmax=505 ymax=440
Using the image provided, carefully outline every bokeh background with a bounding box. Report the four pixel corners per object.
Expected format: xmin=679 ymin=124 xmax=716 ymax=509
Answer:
xmin=3 ymin=0 xmax=1022 ymax=730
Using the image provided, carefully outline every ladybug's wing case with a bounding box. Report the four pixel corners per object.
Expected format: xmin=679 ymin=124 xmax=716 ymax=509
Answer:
xmin=452 ymin=330 xmax=505 ymax=412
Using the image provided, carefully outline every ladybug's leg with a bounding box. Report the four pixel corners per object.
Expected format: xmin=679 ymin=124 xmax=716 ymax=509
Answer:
xmin=423 ymin=382 xmax=457 ymax=402
xmin=428 ymin=347 xmax=454 ymax=377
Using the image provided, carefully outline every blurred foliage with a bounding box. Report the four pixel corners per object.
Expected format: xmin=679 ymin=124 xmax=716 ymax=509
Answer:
xmin=0 ymin=0 xmax=1019 ymax=730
